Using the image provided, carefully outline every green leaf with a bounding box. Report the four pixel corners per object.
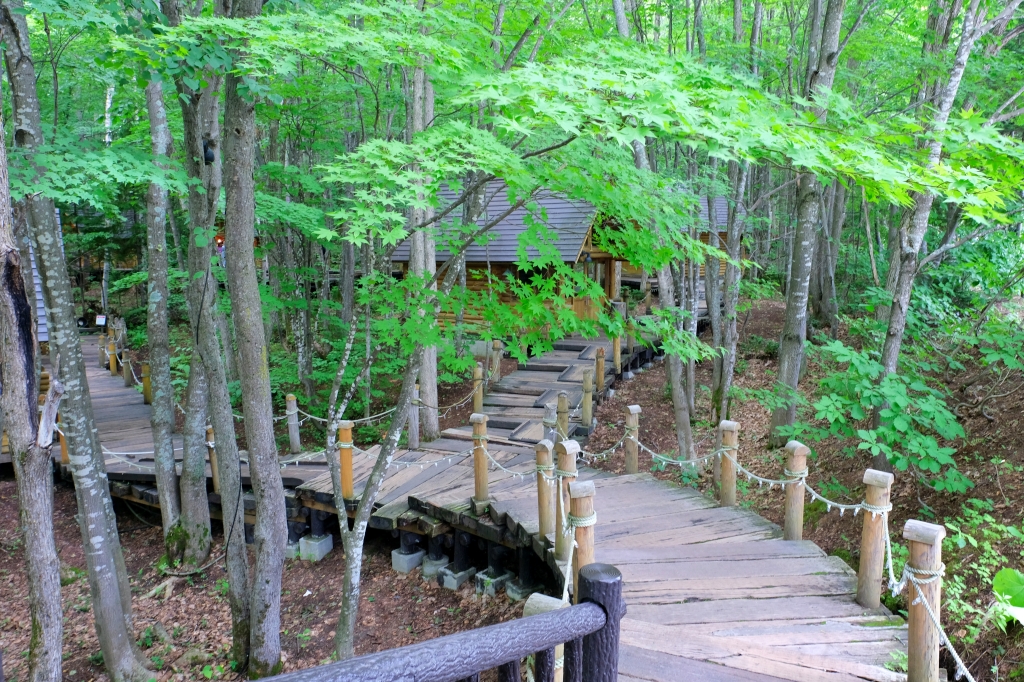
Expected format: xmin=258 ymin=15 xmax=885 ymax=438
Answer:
xmin=993 ymin=568 xmax=1024 ymax=607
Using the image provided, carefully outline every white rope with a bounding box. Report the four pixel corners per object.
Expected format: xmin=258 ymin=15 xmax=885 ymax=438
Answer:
xmin=481 ymin=447 xmax=531 ymax=479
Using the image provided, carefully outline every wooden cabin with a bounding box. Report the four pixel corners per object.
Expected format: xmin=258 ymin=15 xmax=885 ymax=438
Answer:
xmin=391 ymin=182 xmax=745 ymax=323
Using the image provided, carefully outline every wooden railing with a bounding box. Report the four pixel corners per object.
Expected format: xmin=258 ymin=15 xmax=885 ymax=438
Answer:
xmin=713 ymin=421 xmax=966 ymax=682
xmin=264 ymin=562 xmax=625 ymax=682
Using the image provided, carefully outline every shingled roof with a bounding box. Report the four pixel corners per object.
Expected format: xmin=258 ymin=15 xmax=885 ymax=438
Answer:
xmin=391 ymin=181 xmax=743 ymax=265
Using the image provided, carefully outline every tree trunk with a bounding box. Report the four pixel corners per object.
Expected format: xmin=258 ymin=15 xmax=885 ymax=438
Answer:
xmin=715 ymin=162 xmax=749 ymax=423
xmin=770 ymin=0 xmax=846 ymax=444
xmin=0 ymin=105 xmax=64 ymax=682
xmin=335 ymin=346 xmax=425 ymax=658
xmin=223 ymin=0 xmax=287 ymax=671
xmin=770 ymin=173 xmax=819 ymax=445
xmin=143 ymin=77 xmax=183 ymax=555
xmin=160 ymin=0 xmax=250 ymax=662
xmin=215 ymin=306 xmax=238 ymax=384
xmin=0 ymin=4 xmax=147 ymax=678
xmin=880 ymin=0 xmax=1005 ymax=374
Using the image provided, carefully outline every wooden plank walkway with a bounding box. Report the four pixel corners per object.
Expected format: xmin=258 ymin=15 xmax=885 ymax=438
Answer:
xmin=68 ymin=332 xmax=906 ymax=680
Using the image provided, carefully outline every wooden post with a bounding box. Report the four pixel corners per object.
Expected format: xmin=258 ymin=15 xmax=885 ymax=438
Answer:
xmin=612 ymin=335 xmax=622 ymax=375
xmin=535 ymin=439 xmax=556 ymax=538
xmin=595 ymin=347 xmax=605 ymax=400
xmin=285 ymin=394 xmax=302 ymax=454
xmin=471 ymin=413 xmax=489 ymax=515
xmin=108 ymin=340 xmax=118 ymax=376
xmin=556 ymin=391 xmax=569 ymax=442
xmin=57 ymin=413 xmax=69 ymax=466
xmin=408 ymin=384 xmax=420 ymax=450
xmin=543 ymin=402 xmax=558 ymax=444
xmin=624 ymin=405 xmax=641 ymax=474
xmin=904 ymin=520 xmax=945 ymax=682
xmin=338 ymin=420 xmax=355 ymax=502
xmin=206 ymin=427 xmax=220 ymax=495
xmin=98 ymin=333 xmax=107 ymax=367
xmin=783 ymin=440 xmax=809 ymax=541
xmin=141 ymin=362 xmax=152 ymax=405
xmin=524 ymin=594 xmax=567 ymax=682
xmin=857 ymin=468 xmax=895 ymax=608
xmin=122 ymin=354 xmax=132 ymax=387
xmin=719 ymin=420 xmax=739 ymax=506
xmin=490 ymin=340 xmax=502 ymax=387
xmin=554 ymin=440 xmax=580 ymax=563
xmin=578 ymin=564 xmax=624 ymax=682
xmin=570 ymin=480 xmax=596 ymax=602
xmin=581 ymin=369 xmax=593 ymax=432
xmin=473 ymin=363 xmax=484 ymax=413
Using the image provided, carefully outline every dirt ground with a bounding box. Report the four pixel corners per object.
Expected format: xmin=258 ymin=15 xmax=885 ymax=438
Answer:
xmin=585 ymin=298 xmax=1024 ymax=678
xmin=0 ymin=479 xmax=523 ymax=681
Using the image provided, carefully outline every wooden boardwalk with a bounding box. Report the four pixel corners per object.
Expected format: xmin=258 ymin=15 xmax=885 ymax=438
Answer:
xmin=68 ymin=332 xmax=907 ymax=680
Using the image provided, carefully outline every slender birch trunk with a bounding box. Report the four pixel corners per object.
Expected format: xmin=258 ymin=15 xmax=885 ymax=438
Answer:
xmin=143 ymin=77 xmax=183 ymax=555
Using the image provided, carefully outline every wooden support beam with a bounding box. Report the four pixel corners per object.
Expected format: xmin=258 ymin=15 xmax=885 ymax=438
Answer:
xmin=581 ymin=369 xmax=593 ymax=432
xmin=98 ymin=333 xmax=107 ymax=367
xmin=570 ymin=479 xmax=595 ymax=602
xmin=471 ymin=413 xmax=489 ymax=515
xmin=490 ymin=340 xmax=502 ymax=388
xmin=408 ymin=384 xmax=420 ymax=450
xmin=556 ymin=391 xmax=569 ymax=442
xmin=857 ymin=468 xmax=894 ymax=608
xmin=612 ymin=335 xmax=622 ymax=375
xmin=624 ymin=405 xmax=641 ymax=475
xmin=339 ymin=420 xmax=355 ymax=501
xmin=286 ymin=394 xmax=302 ymax=454
xmin=904 ymin=520 xmax=945 ymax=682
xmin=535 ymin=438 xmax=556 ymax=538
xmin=543 ymin=402 xmax=558 ymax=444
xmin=108 ymin=340 xmax=118 ymax=376
xmin=524 ymin=594 xmax=566 ymax=682
xmin=206 ymin=427 xmax=220 ymax=495
xmin=141 ymin=362 xmax=152 ymax=405
xmin=554 ymin=439 xmax=580 ymax=563
xmin=473 ymin=363 xmax=484 ymax=413
xmin=595 ymin=347 xmax=605 ymax=399
xmin=122 ymin=354 xmax=132 ymax=388
xmin=783 ymin=440 xmax=809 ymax=541
xmin=719 ymin=420 xmax=739 ymax=507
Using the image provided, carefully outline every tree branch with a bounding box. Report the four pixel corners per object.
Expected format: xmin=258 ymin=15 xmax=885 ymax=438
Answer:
xmin=916 ymin=225 xmax=1005 ymax=271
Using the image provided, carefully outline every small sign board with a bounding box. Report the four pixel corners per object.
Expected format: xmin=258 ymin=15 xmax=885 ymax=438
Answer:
xmin=95 ymin=314 xmax=107 ymax=327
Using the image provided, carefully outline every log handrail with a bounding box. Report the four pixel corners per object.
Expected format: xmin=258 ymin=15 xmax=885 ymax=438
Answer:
xmin=265 ymin=563 xmax=624 ymax=682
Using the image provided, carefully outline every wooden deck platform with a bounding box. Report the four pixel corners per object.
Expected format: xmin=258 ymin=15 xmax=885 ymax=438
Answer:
xmin=67 ymin=332 xmax=906 ymax=681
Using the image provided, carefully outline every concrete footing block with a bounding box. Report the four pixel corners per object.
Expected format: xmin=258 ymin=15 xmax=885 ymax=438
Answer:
xmin=506 ymin=579 xmax=539 ymax=601
xmin=475 ymin=567 xmax=515 ymax=597
xmin=299 ymin=534 xmax=333 ymax=562
xmin=392 ymin=548 xmax=426 ymax=574
xmin=642 ymin=361 xmax=653 ymax=370
xmin=285 ymin=541 xmax=300 ymax=560
xmin=437 ymin=564 xmax=476 ymax=590
xmin=421 ymin=554 xmax=450 ymax=579
xmin=622 ymin=370 xmax=635 ymax=380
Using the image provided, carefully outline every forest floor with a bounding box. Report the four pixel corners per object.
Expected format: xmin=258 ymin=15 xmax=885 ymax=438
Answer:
xmin=0 ymin=479 xmax=523 ymax=681
xmin=585 ymin=297 xmax=1024 ymax=679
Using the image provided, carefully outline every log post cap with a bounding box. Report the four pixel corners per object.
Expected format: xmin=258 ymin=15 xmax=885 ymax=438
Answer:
xmin=784 ymin=440 xmax=810 ymax=456
xmin=524 ymin=592 xmax=568 ymax=616
xmin=583 ymin=368 xmax=593 ymax=377
xmin=903 ymin=519 xmax=946 ymax=546
xmin=863 ymin=468 xmax=894 ymax=488
xmin=338 ymin=420 xmax=354 ymax=430
xmin=627 ymin=404 xmax=642 ymax=415
xmin=569 ymin=480 xmax=596 ymax=499
xmin=543 ymin=402 xmax=557 ymax=418
xmin=470 ymin=413 xmax=488 ymax=425
xmin=555 ymin=440 xmax=581 ymax=457
xmin=206 ymin=426 xmax=215 ymax=440
xmin=535 ymin=438 xmax=554 ymax=453
xmin=719 ymin=420 xmax=740 ymax=432
xmin=492 ymin=339 xmax=502 ymax=349
xmin=597 ymin=347 xmax=605 ymax=357
xmin=558 ymin=390 xmax=569 ymax=400
xmin=286 ymin=393 xmax=296 ymax=401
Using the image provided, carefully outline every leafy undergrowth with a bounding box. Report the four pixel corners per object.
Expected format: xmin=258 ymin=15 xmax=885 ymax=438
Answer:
xmin=587 ymin=298 xmax=1024 ymax=680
